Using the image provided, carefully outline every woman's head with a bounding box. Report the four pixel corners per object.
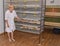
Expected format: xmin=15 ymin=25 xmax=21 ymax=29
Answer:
xmin=8 ymin=4 xmax=14 ymax=12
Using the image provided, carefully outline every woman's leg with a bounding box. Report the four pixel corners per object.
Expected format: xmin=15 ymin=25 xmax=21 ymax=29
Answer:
xmin=7 ymin=32 xmax=12 ymax=42
xmin=11 ymin=31 xmax=15 ymax=41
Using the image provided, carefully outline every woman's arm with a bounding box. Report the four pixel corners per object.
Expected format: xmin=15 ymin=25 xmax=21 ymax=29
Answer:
xmin=5 ymin=11 xmax=9 ymax=27
xmin=5 ymin=20 xmax=9 ymax=27
xmin=15 ymin=16 xmax=23 ymax=22
xmin=14 ymin=10 xmax=23 ymax=21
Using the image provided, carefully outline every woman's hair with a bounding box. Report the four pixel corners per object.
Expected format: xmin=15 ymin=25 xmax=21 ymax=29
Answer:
xmin=8 ymin=4 xmax=14 ymax=9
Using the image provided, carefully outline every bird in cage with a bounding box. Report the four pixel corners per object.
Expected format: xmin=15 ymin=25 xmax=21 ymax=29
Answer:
xmin=23 ymin=14 xmax=26 ymax=16
xmin=23 ymin=0 xmax=27 ymax=2
xmin=23 ymin=6 xmax=26 ymax=9
xmin=35 ymin=0 xmax=39 ymax=2
xmin=33 ymin=13 xmax=37 ymax=17
xmin=35 ymin=7 xmax=38 ymax=10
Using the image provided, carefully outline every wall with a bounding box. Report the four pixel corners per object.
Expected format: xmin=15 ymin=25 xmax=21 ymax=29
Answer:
xmin=0 ymin=0 xmax=4 ymax=34
xmin=45 ymin=0 xmax=60 ymax=28
xmin=46 ymin=0 xmax=60 ymax=5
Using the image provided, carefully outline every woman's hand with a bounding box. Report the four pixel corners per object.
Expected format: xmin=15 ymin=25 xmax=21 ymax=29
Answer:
xmin=5 ymin=20 xmax=9 ymax=27
xmin=15 ymin=16 xmax=24 ymax=22
xmin=7 ymin=23 xmax=9 ymax=27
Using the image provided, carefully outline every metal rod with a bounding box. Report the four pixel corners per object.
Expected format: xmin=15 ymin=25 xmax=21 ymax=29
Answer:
xmin=39 ymin=0 xmax=43 ymax=44
xmin=38 ymin=0 xmax=46 ymax=45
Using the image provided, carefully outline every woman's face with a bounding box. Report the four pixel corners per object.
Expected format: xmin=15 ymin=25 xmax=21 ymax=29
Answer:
xmin=9 ymin=5 xmax=14 ymax=12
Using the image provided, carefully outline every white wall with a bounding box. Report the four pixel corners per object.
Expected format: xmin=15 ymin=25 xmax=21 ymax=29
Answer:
xmin=46 ymin=0 xmax=60 ymax=5
xmin=0 ymin=0 xmax=4 ymax=34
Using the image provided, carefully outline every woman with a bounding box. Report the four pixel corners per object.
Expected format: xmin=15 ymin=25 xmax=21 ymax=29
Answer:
xmin=5 ymin=4 xmax=21 ymax=42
